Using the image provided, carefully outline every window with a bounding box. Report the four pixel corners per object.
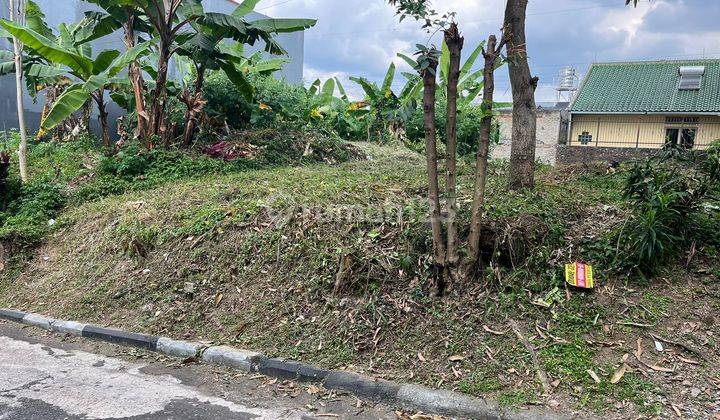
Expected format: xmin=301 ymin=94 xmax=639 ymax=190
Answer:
xmin=678 ymin=66 xmax=705 ymax=90
xmin=681 ymin=128 xmax=696 ymax=149
xmin=665 ymin=128 xmax=696 ymax=149
xmin=578 ymin=131 xmax=593 ymax=145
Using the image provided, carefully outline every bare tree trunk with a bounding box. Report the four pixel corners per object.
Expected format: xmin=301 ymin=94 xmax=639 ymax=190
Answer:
xmin=443 ymin=23 xmax=463 ymax=276
xmin=10 ymin=0 xmax=28 ymax=183
xmin=123 ymin=13 xmax=148 ymax=140
xmin=421 ymin=57 xmax=446 ymax=280
xmin=505 ymin=0 xmax=538 ymax=190
xmin=465 ymin=34 xmax=501 ymax=269
xmin=93 ymin=91 xmax=110 ymax=148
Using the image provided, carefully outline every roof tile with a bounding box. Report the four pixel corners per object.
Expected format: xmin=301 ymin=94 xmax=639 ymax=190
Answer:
xmin=570 ymin=59 xmax=720 ymax=113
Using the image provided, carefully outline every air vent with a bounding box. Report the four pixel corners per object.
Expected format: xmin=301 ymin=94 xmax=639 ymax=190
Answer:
xmin=678 ymin=66 xmax=705 ymax=90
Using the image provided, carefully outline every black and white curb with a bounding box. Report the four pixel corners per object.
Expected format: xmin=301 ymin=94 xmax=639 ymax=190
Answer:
xmin=0 ymin=308 xmax=561 ymax=420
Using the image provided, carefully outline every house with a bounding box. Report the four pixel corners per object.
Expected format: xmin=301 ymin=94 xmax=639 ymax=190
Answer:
xmin=0 ymin=0 xmax=307 ymax=137
xmin=560 ymin=59 xmax=720 ymax=163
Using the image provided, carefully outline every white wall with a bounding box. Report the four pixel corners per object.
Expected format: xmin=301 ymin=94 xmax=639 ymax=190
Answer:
xmin=491 ymin=109 xmax=563 ymax=166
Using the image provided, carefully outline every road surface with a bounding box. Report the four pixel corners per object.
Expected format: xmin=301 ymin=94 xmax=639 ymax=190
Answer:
xmin=0 ymin=321 xmax=401 ymax=419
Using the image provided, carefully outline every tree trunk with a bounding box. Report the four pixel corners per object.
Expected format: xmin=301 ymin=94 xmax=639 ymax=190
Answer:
xmin=10 ymin=0 xmax=28 ymax=183
xmin=182 ymin=66 xmax=206 ymax=147
xmin=123 ymin=13 xmax=148 ymax=140
xmin=421 ymin=57 xmax=446 ymax=284
xmin=443 ymin=23 xmax=463 ymax=274
xmin=94 ymin=91 xmax=110 ymax=148
xmin=465 ymin=34 xmax=499 ymax=269
xmin=150 ymin=45 xmax=170 ymax=146
xmin=505 ymin=0 xmax=538 ymax=190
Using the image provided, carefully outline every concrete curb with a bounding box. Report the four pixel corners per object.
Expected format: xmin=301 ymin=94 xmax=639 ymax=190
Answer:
xmin=0 ymin=308 xmax=562 ymax=419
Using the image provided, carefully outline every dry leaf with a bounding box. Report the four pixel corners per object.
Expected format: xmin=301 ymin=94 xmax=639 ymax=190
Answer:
xmin=587 ymin=369 xmax=601 ymax=384
xmin=610 ymin=363 xmax=628 ymax=384
xmin=417 ymin=352 xmax=426 ymax=362
xmin=215 ymin=293 xmax=223 ymax=306
xmin=307 ymin=384 xmax=321 ymax=395
xmin=551 ymin=379 xmax=561 ymax=388
xmin=448 ymin=355 xmax=464 ymax=362
xmin=654 ymin=339 xmax=664 ymax=352
xmin=483 ymin=325 xmax=506 ymax=336
xmin=670 ymin=402 xmax=682 ymax=418
xmin=648 ymin=364 xmax=674 ymax=373
xmin=677 ymin=356 xmax=699 ymax=365
xmin=635 ymin=338 xmax=643 ymax=358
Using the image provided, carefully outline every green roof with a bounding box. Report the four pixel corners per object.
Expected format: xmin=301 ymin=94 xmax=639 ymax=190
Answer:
xmin=570 ymin=59 xmax=720 ymax=114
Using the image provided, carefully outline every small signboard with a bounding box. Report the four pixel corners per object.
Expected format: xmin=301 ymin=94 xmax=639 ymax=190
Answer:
xmin=565 ymin=262 xmax=594 ymax=289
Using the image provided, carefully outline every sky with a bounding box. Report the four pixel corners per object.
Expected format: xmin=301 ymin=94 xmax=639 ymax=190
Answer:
xmin=257 ymin=0 xmax=720 ymax=103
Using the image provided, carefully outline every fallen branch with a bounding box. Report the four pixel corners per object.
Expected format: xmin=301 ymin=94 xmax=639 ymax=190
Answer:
xmin=650 ymin=333 xmax=708 ymax=362
xmin=617 ymin=321 xmax=654 ymax=328
xmin=509 ymin=319 xmax=551 ymax=395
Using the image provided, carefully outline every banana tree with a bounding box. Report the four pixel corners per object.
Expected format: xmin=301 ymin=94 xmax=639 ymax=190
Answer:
xmin=304 ymin=77 xmax=366 ymax=138
xmin=397 ymin=40 xmax=487 ymax=107
xmin=350 ymin=62 xmax=419 ymax=142
xmin=0 ymin=19 xmax=151 ymax=147
xmin=83 ymin=0 xmax=153 ymax=139
xmin=173 ymin=1 xmax=315 ymax=146
xmin=124 ymin=0 xmax=315 ymax=146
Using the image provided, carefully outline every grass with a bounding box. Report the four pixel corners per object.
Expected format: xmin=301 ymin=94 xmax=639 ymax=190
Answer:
xmin=1 ymin=139 xmax=717 ymax=418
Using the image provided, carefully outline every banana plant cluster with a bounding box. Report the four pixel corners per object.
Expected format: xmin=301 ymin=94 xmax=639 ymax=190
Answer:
xmin=1 ymin=2 xmax=151 ymax=146
xmin=305 ymin=77 xmax=367 ymax=139
xmin=350 ymin=62 xmax=420 ymax=142
xmin=1 ymin=0 xmax=315 ymax=148
xmin=397 ymin=39 xmax=490 ymax=108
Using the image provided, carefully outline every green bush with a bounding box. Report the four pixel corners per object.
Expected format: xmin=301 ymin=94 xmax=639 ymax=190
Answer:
xmin=616 ymin=143 xmax=720 ymax=275
xmin=405 ymin=100 xmax=498 ymax=156
xmin=203 ymin=71 xmax=253 ymax=129
xmin=203 ymin=72 xmax=308 ymax=131
xmin=0 ymin=180 xmax=65 ymax=245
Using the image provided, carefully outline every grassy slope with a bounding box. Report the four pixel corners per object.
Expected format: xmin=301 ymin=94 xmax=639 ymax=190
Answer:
xmin=1 ymin=143 xmax=718 ymax=418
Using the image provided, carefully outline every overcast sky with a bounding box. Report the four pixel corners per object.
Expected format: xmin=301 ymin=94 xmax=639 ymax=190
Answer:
xmin=258 ymin=0 xmax=719 ymax=102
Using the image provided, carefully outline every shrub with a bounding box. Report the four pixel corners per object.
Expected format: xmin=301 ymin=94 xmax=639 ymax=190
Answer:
xmin=616 ymin=143 xmax=720 ymax=275
xmin=0 ymin=180 xmax=65 ymax=245
xmin=405 ymin=100 xmax=499 ymax=156
xmin=203 ymin=72 xmax=308 ymax=132
xmin=203 ymin=71 xmax=253 ymax=129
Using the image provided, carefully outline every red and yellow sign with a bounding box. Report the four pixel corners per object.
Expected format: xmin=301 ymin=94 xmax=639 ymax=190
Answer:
xmin=565 ymin=262 xmax=594 ymax=289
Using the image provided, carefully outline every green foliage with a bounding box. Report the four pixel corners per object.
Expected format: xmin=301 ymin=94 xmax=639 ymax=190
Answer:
xmin=616 ymin=143 xmax=720 ymax=276
xmin=0 ymin=180 xmax=65 ymax=245
xmin=406 ymin=99 xmax=499 ymax=155
xmin=203 ymin=72 xmax=305 ymax=130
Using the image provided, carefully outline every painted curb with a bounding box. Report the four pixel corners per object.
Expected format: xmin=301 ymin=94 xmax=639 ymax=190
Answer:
xmin=0 ymin=308 xmax=26 ymax=322
xmin=22 ymin=313 xmax=54 ymax=330
xmin=82 ymin=325 xmax=158 ymax=350
xmin=396 ymin=384 xmax=501 ymax=420
xmin=258 ymin=358 xmax=330 ymax=381
xmin=49 ymin=320 xmax=87 ymax=336
xmin=201 ymin=345 xmax=264 ymax=372
xmin=156 ymin=337 xmax=205 ymax=359
xmin=0 ymin=309 xmax=561 ymax=419
xmin=324 ymin=371 xmax=401 ymax=401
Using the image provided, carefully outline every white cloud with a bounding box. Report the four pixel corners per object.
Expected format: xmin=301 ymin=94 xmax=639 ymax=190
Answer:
xmin=261 ymin=0 xmax=719 ymax=104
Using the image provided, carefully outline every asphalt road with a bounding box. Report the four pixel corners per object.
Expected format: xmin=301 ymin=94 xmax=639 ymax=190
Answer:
xmin=0 ymin=321 xmax=400 ymax=420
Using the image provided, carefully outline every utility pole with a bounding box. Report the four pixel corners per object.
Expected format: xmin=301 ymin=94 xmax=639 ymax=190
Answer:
xmin=9 ymin=0 xmax=28 ymax=183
